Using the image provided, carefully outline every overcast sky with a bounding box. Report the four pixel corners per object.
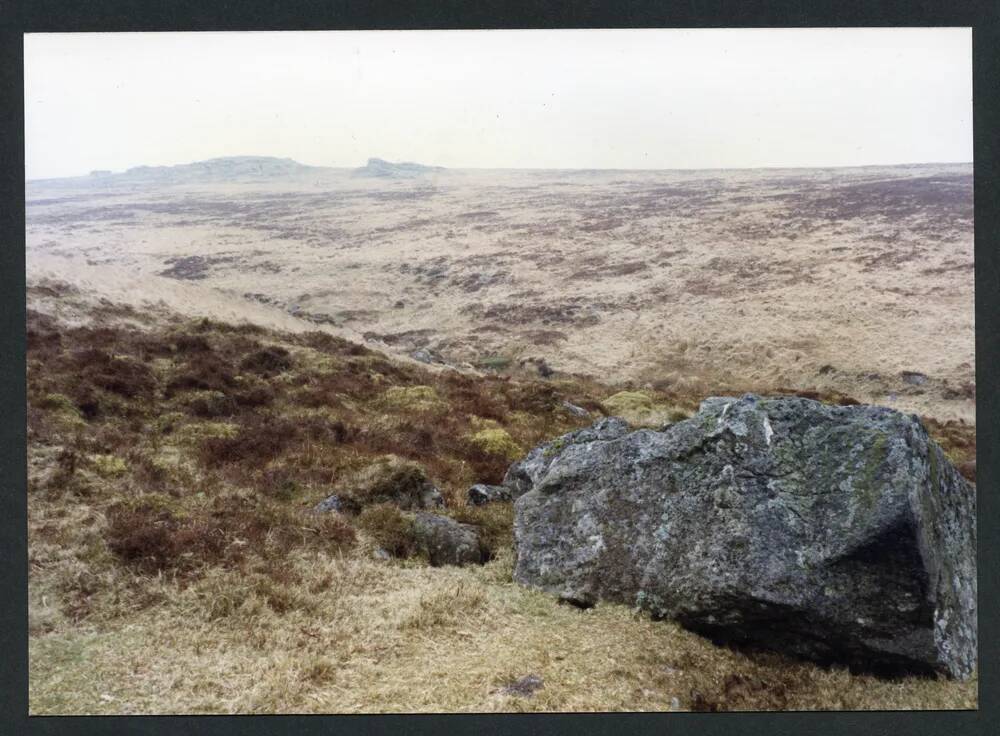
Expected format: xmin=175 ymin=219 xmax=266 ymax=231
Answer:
xmin=24 ymin=28 xmax=972 ymax=179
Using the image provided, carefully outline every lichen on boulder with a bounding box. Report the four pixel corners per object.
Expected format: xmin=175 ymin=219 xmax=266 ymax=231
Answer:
xmin=511 ymin=394 xmax=977 ymax=679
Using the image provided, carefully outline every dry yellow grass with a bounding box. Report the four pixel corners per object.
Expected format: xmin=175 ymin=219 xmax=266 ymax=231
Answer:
xmin=28 ymin=544 xmax=977 ymax=714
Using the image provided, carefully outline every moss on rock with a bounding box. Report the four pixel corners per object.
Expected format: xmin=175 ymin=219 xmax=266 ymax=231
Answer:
xmin=602 ymin=391 xmax=687 ymax=428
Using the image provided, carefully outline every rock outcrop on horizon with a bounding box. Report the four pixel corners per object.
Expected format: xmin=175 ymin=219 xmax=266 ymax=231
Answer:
xmin=511 ymin=394 xmax=977 ymax=679
xmin=123 ymin=156 xmax=315 ymax=183
xmin=352 ymin=157 xmax=445 ymax=178
xmin=34 ymin=156 xmax=319 ymax=186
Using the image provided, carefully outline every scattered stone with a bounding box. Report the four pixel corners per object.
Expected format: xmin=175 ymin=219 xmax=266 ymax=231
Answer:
xmin=410 ymin=349 xmax=436 ymax=364
xmin=512 ymin=395 xmax=977 ymax=679
xmin=561 ymin=400 xmax=590 ymax=418
xmin=499 ymin=674 xmax=544 ymax=697
xmin=467 ymin=483 xmax=513 ymax=506
xmin=818 ymin=364 xmax=836 ymax=375
xmin=901 ymin=371 xmax=929 ymax=385
xmin=313 ymin=494 xmax=343 ymax=513
xmin=411 ymin=512 xmax=486 ymax=566
xmin=393 ymin=300 xmax=406 ymax=309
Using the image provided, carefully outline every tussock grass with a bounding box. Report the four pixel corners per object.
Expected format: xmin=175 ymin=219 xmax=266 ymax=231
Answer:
xmin=467 ymin=428 xmax=523 ymax=461
xmin=28 ymin=547 xmax=977 ymax=714
xmin=358 ymin=504 xmax=419 ymax=558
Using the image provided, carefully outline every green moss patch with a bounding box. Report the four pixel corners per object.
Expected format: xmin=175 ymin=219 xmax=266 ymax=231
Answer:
xmin=602 ymin=391 xmax=689 ymax=428
xmin=467 ymin=428 xmax=523 ymax=460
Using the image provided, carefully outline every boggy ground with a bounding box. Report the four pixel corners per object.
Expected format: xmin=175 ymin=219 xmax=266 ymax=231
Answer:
xmin=26 ymin=283 xmax=976 ymax=713
xmin=26 ymin=162 xmax=975 ymax=424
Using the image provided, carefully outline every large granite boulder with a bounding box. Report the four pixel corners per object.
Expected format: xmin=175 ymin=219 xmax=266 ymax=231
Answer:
xmin=513 ymin=394 xmax=977 ymax=679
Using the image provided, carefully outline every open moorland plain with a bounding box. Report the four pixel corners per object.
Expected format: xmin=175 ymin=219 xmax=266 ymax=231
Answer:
xmin=27 ymin=158 xmax=974 ymax=422
xmin=25 ymin=158 xmax=977 ymax=713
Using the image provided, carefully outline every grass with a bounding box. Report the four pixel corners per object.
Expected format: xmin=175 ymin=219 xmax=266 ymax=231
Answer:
xmin=336 ymin=456 xmax=438 ymax=512
xmin=28 ymin=548 xmax=977 ymax=714
xmin=477 ymin=355 xmax=513 ymax=372
xmin=26 ymin=295 xmax=978 ymax=713
xmin=358 ymin=504 xmax=420 ymax=558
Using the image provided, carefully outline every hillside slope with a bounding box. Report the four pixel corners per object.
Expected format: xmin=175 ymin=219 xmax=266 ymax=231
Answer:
xmin=26 ymin=280 xmax=976 ymax=713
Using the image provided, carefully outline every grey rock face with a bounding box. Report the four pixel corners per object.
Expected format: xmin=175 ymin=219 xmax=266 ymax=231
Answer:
xmin=411 ymin=513 xmax=486 ymax=567
xmin=468 ymin=483 xmax=513 ymax=506
xmin=502 ymin=417 xmax=631 ymax=500
xmin=513 ymin=395 xmax=977 ymax=679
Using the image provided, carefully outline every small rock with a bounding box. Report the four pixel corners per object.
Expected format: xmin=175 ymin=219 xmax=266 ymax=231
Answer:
xmin=499 ymin=674 xmax=544 ymax=697
xmin=372 ymin=548 xmax=392 ymax=561
xmin=393 ymin=300 xmax=405 ymax=309
xmin=669 ymin=697 xmax=681 ymax=711
xmin=312 ymin=494 xmax=343 ymax=513
xmin=410 ymin=349 xmax=436 ymax=364
xmin=561 ymin=400 xmax=590 ymax=418
xmin=411 ymin=512 xmax=486 ymax=566
xmin=901 ymin=371 xmax=928 ymax=385
xmin=467 ymin=483 xmax=512 ymax=506
xmin=818 ymin=364 xmax=836 ymax=375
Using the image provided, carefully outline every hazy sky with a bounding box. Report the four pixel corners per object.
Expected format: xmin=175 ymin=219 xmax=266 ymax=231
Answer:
xmin=24 ymin=28 xmax=972 ymax=179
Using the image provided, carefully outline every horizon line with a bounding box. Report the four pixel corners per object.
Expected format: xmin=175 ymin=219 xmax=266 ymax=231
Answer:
xmin=26 ymin=156 xmax=975 ymax=183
